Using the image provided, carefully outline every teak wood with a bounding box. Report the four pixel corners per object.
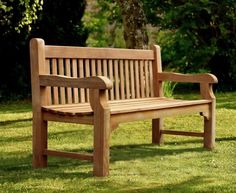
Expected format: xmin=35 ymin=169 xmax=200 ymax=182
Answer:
xmin=30 ymin=38 xmax=218 ymax=177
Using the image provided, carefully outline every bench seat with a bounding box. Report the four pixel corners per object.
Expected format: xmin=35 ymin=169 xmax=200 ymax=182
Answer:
xmin=30 ymin=38 xmax=217 ymax=177
xmin=42 ymin=97 xmax=211 ymax=116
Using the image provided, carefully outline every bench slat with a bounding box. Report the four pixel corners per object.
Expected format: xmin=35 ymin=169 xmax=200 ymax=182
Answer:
xmin=52 ymin=58 xmax=59 ymax=104
xmin=42 ymin=98 xmax=211 ymax=116
xmin=78 ymin=59 xmax=85 ymax=103
xmin=45 ymin=45 xmax=154 ymax=60
xmin=125 ymin=60 xmax=131 ymax=99
xmin=65 ymin=59 xmax=72 ymax=104
xmin=59 ymin=58 xmax=66 ymax=104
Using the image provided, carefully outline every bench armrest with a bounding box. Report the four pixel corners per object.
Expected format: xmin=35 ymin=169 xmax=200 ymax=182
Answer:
xmin=157 ymin=72 xmax=217 ymax=100
xmin=39 ymin=75 xmax=113 ymax=90
xmin=157 ymin=72 xmax=218 ymax=84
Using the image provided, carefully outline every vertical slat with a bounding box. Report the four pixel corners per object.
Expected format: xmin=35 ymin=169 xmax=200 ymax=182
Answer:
xmin=149 ymin=60 xmax=154 ymax=97
xmin=72 ymin=59 xmax=79 ymax=103
xmin=119 ymin=60 xmax=125 ymax=99
xmin=135 ymin=60 xmax=140 ymax=98
xmin=114 ymin=60 xmax=120 ymax=100
xmin=130 ymin=60 xmax=135 ymax=99
xmin=97 ymin=59 xmax=102 ymax=75
xmin=79 ymin=59 xmax=85 ymax=103
xmin=52 ymin=59 xmax=59 ymax=104
xmin=65 ymin=59 xmax=72 ymax=104
xmin=125 ymin=60 xmax=130 ymax=99
xmin=85 ymin=59 xmax=90 ymax=102
xmin=108 ymin=60 xmax=114 ymax=100
xmin=58 ymin=59 xmax=66 ymax=104
xmin=91 ymin=59 xmax=96 ymax=76
xmin=45 ymin=59 xmax=52 ymax=104
xmin=140 ymin=60 xmax=145 ymax=98
xmin=103 ymin=59 xmax=109 ymax=99
xmin=144 ymin=60 xmax=150 ymax=97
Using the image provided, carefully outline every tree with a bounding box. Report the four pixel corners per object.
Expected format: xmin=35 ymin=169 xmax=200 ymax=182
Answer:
xmin=0 ymin=0 xmax=88 ymax=100
xmin=0 ymin=0 xmax=43 ymax=99
xmin=83 ymin=0 xmax=125 ymax=47
xmin=116 ymin=0 xmax=149 ymax=49
xmin=142 ymin=0 xmax=236 ymax=90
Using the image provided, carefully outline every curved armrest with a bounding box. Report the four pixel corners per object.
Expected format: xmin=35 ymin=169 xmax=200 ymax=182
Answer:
xmin=157 ymin=72 xmax=218 ymax=84
xmin=39 ymin=75 xmax=113 ymax=90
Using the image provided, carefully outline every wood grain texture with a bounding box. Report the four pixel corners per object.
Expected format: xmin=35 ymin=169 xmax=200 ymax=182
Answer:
xmin=158 ymin=72 xmax=218 ymax=83
xmin=30 ymin=38 xmax=218 ymax=177
xmin=39 ymin=75 xmax=113 ymax=89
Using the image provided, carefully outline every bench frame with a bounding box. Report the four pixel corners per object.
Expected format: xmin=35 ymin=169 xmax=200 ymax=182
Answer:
xmin=30 ymin=38 xmax=217 ymax=176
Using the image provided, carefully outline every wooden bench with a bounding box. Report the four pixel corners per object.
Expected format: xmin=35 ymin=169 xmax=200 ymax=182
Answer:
xmin=30 ymin=38 xmax=218 ymax=177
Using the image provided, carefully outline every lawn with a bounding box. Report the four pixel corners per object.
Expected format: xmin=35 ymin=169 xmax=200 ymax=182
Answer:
xmin=0 ymin=92 xmax=235 ymax=193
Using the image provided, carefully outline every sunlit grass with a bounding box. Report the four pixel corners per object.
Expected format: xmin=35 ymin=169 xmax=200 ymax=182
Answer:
xmin=0 ymin=93 xmax=235 ymax=192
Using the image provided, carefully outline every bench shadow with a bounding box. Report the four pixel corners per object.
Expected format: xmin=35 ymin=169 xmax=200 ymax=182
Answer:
xmin=110 ymin=143 xmax=205 ymax=162
xmin=1 ymin=136 xmax=234 ymax=185
xmin=0 ymin=118 xmax=32 ymax=127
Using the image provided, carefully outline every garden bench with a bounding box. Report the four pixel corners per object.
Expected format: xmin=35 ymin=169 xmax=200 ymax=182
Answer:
xmin=30 ymin=38 xmax=217 ymax=177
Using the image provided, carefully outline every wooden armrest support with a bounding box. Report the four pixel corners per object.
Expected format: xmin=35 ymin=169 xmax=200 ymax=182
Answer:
xmin=39 ymin=75 xmax=113 ymax=89
xmin=157 ymin=72 xmax=218 ymax=84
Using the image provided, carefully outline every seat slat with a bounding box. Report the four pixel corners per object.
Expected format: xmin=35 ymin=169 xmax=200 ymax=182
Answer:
xmin=42 ymin=98 xmax=211 ymax=116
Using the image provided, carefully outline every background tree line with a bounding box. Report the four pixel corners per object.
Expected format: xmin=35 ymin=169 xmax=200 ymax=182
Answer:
xmin=0 ymin=0 xmax=235 ymax=100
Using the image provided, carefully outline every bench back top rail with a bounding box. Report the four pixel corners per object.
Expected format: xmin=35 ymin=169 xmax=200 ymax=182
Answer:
xmin=30 ymin=38 xmax=162 ymax=105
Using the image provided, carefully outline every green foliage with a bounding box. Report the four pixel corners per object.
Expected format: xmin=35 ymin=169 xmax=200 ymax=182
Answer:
xmin=163 ymin=81 xmax=177 ymax=98
xmin=0 ymin=0 xmax=88 ymax=100
xmin=142 ymin=0 xmax=236 ymax=90
xmin=31 ymin=0 xmax=88 ymax=46
xmin=0 ymin=0 xmax=43 ymax=100
xmin=83 ymin=0 xmax=125 ymax=47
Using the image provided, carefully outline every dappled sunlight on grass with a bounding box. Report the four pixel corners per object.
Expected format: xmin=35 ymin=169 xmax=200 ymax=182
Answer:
xmin=0 ymin=93 xmax=235 ymax=192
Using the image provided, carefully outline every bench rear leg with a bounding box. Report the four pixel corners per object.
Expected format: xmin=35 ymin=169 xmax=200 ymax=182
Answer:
xmin=152 ymin=118 xmax=164 ymax=145
xmin=32 ymin=119 xmax=48 ymax=168
xmin=203 ymin=104 xmax=215 ymax=149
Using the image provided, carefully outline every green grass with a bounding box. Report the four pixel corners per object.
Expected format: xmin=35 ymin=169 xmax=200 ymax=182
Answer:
xmin=0 ymin=93 xmax=236 ymax=193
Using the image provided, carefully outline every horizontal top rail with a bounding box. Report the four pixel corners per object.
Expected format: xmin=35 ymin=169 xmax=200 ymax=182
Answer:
xmin=45 ymin=46 xmax=155 ymax=60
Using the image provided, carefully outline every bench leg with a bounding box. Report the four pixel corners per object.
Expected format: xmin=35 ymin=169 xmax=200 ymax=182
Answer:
xmin=203 ymin=104 xmax=215 ymax=149
xmin=32 ymin=119 xmax=48 ymax=168
xmin=93 ymin=111 xmax=110 ymax=177
xmin=152 ymin=118 xmax=163 ymax=145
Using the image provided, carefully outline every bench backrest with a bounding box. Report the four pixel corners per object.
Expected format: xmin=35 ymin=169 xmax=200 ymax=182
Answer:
xmin=30 ymin=38 xmax=163 ymax=105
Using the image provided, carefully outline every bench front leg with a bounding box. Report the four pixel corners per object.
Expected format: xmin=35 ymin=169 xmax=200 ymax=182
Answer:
xmin=90 ymin=89 xmax=111 ymax=177
xmin=32 ymin=117 xmax=48 ymax=168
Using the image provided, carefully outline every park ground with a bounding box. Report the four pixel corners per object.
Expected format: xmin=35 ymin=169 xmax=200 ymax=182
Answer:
xmin=0 ymin=92 xmax=235 ymax=193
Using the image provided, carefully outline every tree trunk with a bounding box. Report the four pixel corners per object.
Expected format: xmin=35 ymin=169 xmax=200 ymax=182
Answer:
xmin=116 ymin=0 xmax=149 ymax=49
